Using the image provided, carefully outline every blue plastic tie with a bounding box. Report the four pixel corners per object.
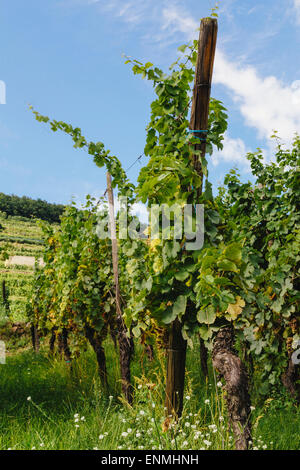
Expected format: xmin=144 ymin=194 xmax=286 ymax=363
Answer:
xmin=187 ymin=130 xmax=207 ymax=141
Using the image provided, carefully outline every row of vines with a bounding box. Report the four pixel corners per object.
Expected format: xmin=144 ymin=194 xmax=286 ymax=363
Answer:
xmin=27 ymin=17 xmax=299 ymax=450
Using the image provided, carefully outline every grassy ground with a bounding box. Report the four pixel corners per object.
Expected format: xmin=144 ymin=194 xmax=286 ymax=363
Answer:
xmin=0 ymin=337 xmax=299 ymax=451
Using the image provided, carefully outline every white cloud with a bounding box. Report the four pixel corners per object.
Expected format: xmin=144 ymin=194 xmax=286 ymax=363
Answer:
xmin=214 ymin=50 xmax=300 ymax=145
xmin=131 ymin=201 xmax=149 ymax=224
xmin=156 ymin=5 xmax=300 ymax=159
xmin=114 ymin=198 xmax=149 ymax=224
xmin=294 ymin=0 xmax=300 ymax=22
xmin=117 ymin=3 xmax=143 ymax=24
xmin=63 ymin=0 xmax=155 ymax=27
xmin=64 ymin=0 xmax=200 ymax=40
xmin=0 ymin=80 xmax=6 ymax=104
xmin=211 ymin=133 xmax=250 ymax=169
xmin=161 ymin=4 xmax=198 ymax=41
xmin=149 ymin=5 xmax=300 ymax=147
xmin=102 ymin=0 xmax=150 ymax=25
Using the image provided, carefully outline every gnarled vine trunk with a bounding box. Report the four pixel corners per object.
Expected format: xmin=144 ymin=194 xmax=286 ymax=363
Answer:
xmin=282 ymin=318 xmax=300 ymax=403
xmin=57 ymin=327 xmax=72 ymax=364
xmin=49 ymin=327 xmax=56 ymax=354
xmin=282 ymin=356 xmax=300 ymax=402
xmin=85 ymin=325 xmax=108 ymax=387
xmin=30 ymin=324 xmax=40 ymax=352
xmin=145 ymin=344 xmax=154 ymax=362
xmin=212 ymin=326 xmax=252 ymax=450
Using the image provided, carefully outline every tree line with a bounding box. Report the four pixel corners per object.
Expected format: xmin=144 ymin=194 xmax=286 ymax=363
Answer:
xmin=0 ymin=193 xmax=65 ymax=223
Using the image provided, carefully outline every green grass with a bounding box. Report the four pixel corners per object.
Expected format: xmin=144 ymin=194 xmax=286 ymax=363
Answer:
xmin=0 ymin=338 xmax=298 ymax=451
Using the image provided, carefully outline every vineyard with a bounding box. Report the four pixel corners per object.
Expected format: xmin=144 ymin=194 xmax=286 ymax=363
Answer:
xmin=0 ymin=214 xmax=45 ymax=322
xmin=0 ymin=14 xmax=299 ymax=453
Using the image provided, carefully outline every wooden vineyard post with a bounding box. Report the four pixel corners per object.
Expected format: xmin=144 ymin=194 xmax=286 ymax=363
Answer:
xmin=190 ymin=17 xmax=218 ymax=380
xmin=165 ymin=318 xmax=187 ymax=419
xmin=189 ymin=17 xmax=218 ymax=197
xmin=165 ymin=17 xmax=218 ymax=421
xmin=1 ymin=280 xmax=5 ymax=305
xmin=2 ymin=280 xmax=10 ymax=314
xmin=189 ymin=18 xmax=252 ymax=450
xmin=106 ymin=172 xmax=133 ymax=404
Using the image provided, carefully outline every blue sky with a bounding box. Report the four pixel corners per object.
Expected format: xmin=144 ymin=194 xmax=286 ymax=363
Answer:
xmin=1 ymin=0 xmax=300 ymax=213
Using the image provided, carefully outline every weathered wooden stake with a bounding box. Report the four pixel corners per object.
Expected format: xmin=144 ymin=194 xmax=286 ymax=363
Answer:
xmin=165 ymin=17 xmax=218 ymax=422
xmin=165 ymin=318 xmax=187 ymax=419
xmin=1 ymin=280 xmax=5 ymax=304
xmin=106 ymin=172 xmax=133 ymax=403
xmin=199 ymin=335 xmax=209 ymax=378
xmin=189 ymin=18 xmax=252 ymax=450
xmin=2 ymin=280 xmax=9 ymax=312
xmin=189 ymin=17 xmax=218 ymax=197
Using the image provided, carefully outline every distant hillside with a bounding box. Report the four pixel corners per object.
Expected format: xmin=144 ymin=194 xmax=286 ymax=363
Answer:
xmin=0 ymin=192 xmax=65 ymax=223
xmin=0 ymin=214 xmax=47 ymax=322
